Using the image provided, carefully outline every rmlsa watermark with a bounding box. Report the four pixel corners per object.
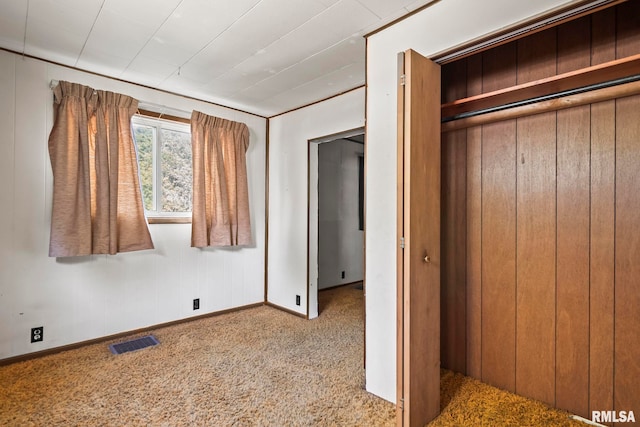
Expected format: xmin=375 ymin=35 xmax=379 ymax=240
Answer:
xmin=592 ymin=410 xmax=636 ymax=423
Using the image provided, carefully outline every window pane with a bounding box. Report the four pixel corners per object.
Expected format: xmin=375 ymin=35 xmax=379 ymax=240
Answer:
xmin=132 ymin=124 xmax=155 ymax=211
xmin=160 ymin=129 xmax=192 ymax=212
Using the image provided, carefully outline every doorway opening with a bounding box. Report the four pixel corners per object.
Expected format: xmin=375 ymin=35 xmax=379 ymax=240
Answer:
xmin=308 ymin=128 xmax=365 ymax=319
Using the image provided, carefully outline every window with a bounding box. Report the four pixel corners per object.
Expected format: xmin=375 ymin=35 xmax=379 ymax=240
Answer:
xmin=132 ymin=115 xmax=192 ymax=220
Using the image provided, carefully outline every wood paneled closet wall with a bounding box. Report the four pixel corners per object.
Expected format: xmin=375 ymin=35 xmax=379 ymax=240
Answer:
xmin=440 ymin=1 xmax=639 ymax=421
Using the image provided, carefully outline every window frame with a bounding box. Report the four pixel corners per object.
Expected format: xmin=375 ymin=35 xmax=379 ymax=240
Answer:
xmin=131 ymin=114 xmax=193 ymax=224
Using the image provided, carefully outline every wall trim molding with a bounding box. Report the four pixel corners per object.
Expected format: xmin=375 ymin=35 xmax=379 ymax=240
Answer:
xmin=265 ymin=302 xmax=307 ymax=319
xmin=0 ymin=302 xmax=264 ymax=367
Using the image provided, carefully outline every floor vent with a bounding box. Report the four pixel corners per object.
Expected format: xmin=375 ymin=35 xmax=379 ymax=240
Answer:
xmin=109 ymin=335 xmax=159 ymax=355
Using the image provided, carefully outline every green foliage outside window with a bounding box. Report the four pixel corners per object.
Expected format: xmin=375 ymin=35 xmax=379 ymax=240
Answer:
xmin=132 ymin=117 xmax=192 ymax=215
xmin=133 ymin=125 xmax=154 ymax=211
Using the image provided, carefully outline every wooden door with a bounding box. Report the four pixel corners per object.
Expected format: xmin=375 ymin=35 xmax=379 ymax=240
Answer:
xmin=397 ymin=49 xmax=441 ymax=426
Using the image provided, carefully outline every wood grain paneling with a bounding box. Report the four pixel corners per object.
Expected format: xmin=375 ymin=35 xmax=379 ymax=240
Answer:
xmin=465 ymin=124 xmax=481 ymax=379
xmin=481 ymin=120 xmax=517 ymax=392
xmin=590 ymin=7 xmax=616 ymax=66
xmin=589 ymin=8 xmax=616 ymax=421
xmin=615 ymin=0 xmax=640 ymax=59
xmin=515 ymin=111 xmax=557 ymax=407
xmin=482 ymin=43 xmax=516 ymax=93
xmin=555 ymin=18 xmax=591 ymax=418
xmin=465 ymin=53 xmax=483 ymax=380
xmin=442 ymin=60 xmax=467 ymax=104
xmin=437 ymin=3 xmax=640 ymax=420
xmin=515 ymin=29 xmax=557 ymax=407
xmin=614 ymin=20 xmax=640 ymax=426
xmin=589 ymin=99 xmax=615 ymax=421
xmin=614 ymin=94 xmax=640 ymax=420
xmin=441 ymin=130 xmax=466 ymax=373
xmin=441 ymin=56 xmax=468 ymax=374
xmin=480 ymin=42 xmax=517 ymax=393
xmin=555 ymin=104 xmax=590 ymax=417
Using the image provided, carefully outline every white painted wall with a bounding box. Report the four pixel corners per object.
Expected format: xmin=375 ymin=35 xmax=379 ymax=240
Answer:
xmin=267 ymin=88 xmax=364 ymax=317
xmin=0 ymin=51 xmax=266 ymax=361
xmin=365 ymin=0 xmax=579 ymax=402
xmin=318 ymin=139 xmax=364 ymax=289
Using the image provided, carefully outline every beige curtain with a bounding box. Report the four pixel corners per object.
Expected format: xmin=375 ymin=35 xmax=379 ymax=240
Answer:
xmin=191 ymin=110 xmax=251 ymax=247
xmin=48 ymin=81 xmax=154 ymax=257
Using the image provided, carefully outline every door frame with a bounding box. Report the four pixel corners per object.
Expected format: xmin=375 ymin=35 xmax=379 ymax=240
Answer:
xmin=307 ymin=127 xmax=365 ymax=320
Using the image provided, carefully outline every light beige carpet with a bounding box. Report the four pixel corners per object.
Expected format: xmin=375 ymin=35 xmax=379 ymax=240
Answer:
xmin=0 ymin=286 xmax=394 ymax=426
xmin=1 ymin=285 xmax=584 ymax=426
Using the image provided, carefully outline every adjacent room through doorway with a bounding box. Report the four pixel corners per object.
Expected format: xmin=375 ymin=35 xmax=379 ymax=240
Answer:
xmin=308 ymin=130 xmax=365 ymax=318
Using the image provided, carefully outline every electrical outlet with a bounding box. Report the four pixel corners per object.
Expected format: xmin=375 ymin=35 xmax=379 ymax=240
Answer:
xmin=31 ymin=327 xmax=43 ymax=343
xmin=193 ymin=298 xmax=200 ymax=310
xmin=341 ymin=271 xmax=345 ymax=279
xmin=296 ymin=295 xmax=301 ymax=306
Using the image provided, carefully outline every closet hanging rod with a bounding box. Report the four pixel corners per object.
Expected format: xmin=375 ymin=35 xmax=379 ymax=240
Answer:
xmin=441 ymin=73 xmax=640 ymax=123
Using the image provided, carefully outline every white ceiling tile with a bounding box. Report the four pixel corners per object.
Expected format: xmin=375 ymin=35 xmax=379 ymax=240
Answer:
xmin=0 ymin=0 xmax=499 ymax=116
xmin=120 ymin=56 xmax=178 ymax=86
xmin=265 ymin=61 xmax=364 ymax=110
xmin=0 ymin=0 xmax=27 ymax=52
xmin=315 ymin=0 xmax=340 ymax=7
xmin=225 ymin=0 xmax=376 ymax=75
xmin=234 ymin=38 xmax=364 ymax=101
xmin=136 ymin=38 xmax=192 ymax=68
xmin=210 ymin=0 xmax=327 ymax=57
xmin=139 ymin=0 xmax=261 ymax=66
xmin=159 ymin=73 xmax=209 ymax=94
xmin=179 ymin=0 xmax=328 ymax=82
xmin=79 ymin=0 xmax=181 ymax=66
xmin=80 ymin=10 xmax=156 ymax=61
xmin=25 ymin=0 xmax=104 ymax=61
xmin=173 ymin=55 xmax=234 ymax=85
xmin=355 ymin=0 xmax=416 ymax=18
xmin=310 ymin=0 xmax=379 ymax=40
xmin=405 ymin=0 xmax=437 ymax=12
xmin=75 ymin=50 xmax=131 ymax=77
xmin=101 ymin=0 xmax=181 ymax=28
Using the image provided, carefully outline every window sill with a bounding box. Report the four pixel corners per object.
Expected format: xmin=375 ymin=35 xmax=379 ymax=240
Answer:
xmin=147 ymin=217 xmax=192 ymax=224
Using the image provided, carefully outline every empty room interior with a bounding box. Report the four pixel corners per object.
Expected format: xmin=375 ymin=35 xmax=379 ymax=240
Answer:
xmin=0 ymin=0 xmax=638 ymax=426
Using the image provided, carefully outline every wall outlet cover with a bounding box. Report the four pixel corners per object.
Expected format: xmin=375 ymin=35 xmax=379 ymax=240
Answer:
xmin=296 ymin=295 xmax=301 ymax=306
xmin=193 ymin=298 xmax=200 ymax=310
xmin=31 ymin=327 xmax=43 ymax=343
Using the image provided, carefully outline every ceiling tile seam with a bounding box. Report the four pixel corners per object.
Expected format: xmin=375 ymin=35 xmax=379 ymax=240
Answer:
xmin=157 ymin=0 xmax=266 ymax=87
xmin=119 ymin=0 xmax=187 ymax=78
xmin=178 ymin=0 xmax=345 ymax=84
xmin=74 ymin=0 xmax=107 ymax=67
xmin=258 ymin=62 xmax=360 ymax=102
xmin=21 ymin=0 xmax=29 ymax=57
xmin=233 ymin=36 xmax=364 ymax=96
xmin=353 ymin=0 xmax=383 ymax=19
xmin=266 ymin=84 xmax=364 ymax=119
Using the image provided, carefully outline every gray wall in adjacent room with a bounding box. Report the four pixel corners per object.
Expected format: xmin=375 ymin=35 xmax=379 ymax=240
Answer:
xmin=318 ymin=138 xmax=364 ymax=290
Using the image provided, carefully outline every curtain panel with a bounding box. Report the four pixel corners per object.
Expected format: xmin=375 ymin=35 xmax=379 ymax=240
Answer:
xmin=48 ymin=81 xmax=154 ymax=257
xmin=191 ymin=111 xmax=251 ymax=247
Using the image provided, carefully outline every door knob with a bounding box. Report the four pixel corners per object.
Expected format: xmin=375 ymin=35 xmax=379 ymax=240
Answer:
xmin=424 ymin=254 xmax=430 ymax=263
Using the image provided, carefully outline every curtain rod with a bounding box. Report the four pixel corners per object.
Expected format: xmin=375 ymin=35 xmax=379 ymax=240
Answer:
xmin=49 ymin=79 xmax=191 ymax=117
